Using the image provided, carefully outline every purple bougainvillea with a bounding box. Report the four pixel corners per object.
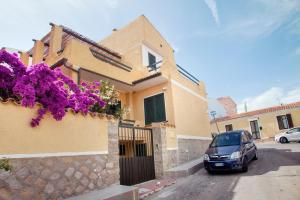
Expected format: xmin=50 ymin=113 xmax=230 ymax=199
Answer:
xmin=0 ymin=50 xmax=106 ymax=127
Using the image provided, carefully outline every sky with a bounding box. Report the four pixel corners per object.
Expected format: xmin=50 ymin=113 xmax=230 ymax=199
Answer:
xmin=1 ymin=0 xmax=300 ymax=113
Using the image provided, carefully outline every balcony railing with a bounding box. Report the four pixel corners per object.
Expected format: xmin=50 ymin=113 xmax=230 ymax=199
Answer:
xmin=176 ymin=64 xmax=199 ymax=85
xmin=147 ymin=60 xmax=162 ymax=72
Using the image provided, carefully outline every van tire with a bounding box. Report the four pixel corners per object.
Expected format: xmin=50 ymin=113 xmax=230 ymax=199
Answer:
xmin=253 ymin=151 xmax=258 ymax=160
xmin=242 ymin=157 xmax=248 ymax=172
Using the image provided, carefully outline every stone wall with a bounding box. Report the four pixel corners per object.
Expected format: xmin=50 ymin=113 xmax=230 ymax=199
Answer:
xmin=177 ymin=138 xmax=211 ymax=164
xmin=152 ymin=127 xmax=165 ymax=178
xmin=0 ymin=122 xmax=119 ymax=200
xmin=152 ymin=127 xmax=178 ymax=178
xmin=165 ymin=150 xmax=177 ymax=169
xmin=153 ymin=127 xmax=212 ymax=177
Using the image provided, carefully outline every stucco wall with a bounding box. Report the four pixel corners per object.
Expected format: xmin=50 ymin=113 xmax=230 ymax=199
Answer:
xmin=0 ymin=102 xmax=109 ymax=155
xmin=0 ymin=102 xmax=120 ymax=199
xmin=171 ymin=76 xmax=211 ymax=138
xmin=100 ymin=15 xmax=176 ymax=74
xmin=211 ymin=108 xmax=300 ymax=138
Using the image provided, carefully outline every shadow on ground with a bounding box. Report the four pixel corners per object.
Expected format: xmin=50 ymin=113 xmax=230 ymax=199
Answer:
xmin=146 ymin=144 xmax=300 ymax=200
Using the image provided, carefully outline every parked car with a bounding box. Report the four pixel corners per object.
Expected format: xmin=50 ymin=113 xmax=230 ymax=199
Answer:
xmin=275 ymin=127 xmax=300 ymax=143
xmin=204 ymin=130 xmax=258 ymax=173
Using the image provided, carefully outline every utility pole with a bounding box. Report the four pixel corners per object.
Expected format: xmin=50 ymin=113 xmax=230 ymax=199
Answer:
xmin=210 ymin=111 xmax=220 ymax=134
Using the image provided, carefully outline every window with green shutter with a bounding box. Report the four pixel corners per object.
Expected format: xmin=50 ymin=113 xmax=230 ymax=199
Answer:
xmin=144 ymin=93 xmax=166 ymax=125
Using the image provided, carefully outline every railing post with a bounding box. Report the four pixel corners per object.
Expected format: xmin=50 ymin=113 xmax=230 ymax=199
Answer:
xmin=133 ymin=127 xmax=136 ymax=157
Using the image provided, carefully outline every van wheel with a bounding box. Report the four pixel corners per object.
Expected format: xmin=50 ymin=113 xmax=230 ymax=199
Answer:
xmin=253 ymin=151 xmax=258 ymax=160
xmin=242 ymin=157 xmax=248 ymax=172
xmin=281 ymin=137 xmax=288 ymax=143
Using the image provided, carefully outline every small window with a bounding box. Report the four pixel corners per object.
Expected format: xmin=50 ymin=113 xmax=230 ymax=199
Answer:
xmin=148 ymin=52 xmax=156 ymax=69
xmin=225 ymin=124 xmax=233 ymax=132
xmin=277 ymin=114 xmax=294 ymax=130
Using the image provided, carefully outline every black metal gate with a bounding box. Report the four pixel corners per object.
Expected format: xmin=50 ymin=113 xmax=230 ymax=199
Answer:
xmin=118 ymin=125 xmax=155 ymax=185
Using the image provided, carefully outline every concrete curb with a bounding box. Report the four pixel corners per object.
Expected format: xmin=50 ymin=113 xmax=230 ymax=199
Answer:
xmin=164 ymin=157 xmax=204 ymax=179
xmin=65 ymin=184 xmax=139 ymax=200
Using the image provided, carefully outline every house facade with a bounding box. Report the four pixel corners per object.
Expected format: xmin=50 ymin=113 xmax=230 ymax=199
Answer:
xmin=22 ymin=15 xmax=211 ymax=162
xmin=211 ymin=101 xmax=300 ymax=139
xmin=6 ymin=15 xmax=211 ymax=189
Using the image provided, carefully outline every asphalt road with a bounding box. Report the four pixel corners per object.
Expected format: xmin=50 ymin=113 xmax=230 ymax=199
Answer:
xmin=147 ymin=141 xmax=300 ymax=200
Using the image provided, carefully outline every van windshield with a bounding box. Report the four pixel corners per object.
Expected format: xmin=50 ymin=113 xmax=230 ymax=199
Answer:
xmin=211 ymin=132 xmax=241 ymax=147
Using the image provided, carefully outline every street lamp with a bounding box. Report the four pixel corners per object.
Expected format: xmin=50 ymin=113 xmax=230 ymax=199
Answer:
xmin=210 ymin=110 xmax=220 ymax=134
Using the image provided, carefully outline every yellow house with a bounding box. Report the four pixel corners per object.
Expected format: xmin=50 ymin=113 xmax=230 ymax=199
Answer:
xmin=18 ymin=15 xmax=211 ymax=171
xmin=211 ymin=101 xmax=300 ymax=139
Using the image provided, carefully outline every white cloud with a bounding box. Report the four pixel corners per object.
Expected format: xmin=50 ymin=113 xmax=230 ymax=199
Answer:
xmin=222 ymin=0 xmax=300 ymax=38
xmin=237 ymin=85 xmax=300 ymax=113
xmin=282 ymin=87 xmax=300 ymax=103
xmin=204 ymin=0 xmax=220 ymax=26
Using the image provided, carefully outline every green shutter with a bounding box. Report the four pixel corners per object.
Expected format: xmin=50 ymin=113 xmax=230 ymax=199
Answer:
xmin=154 ymin=93 xmax=166 ymax=122
xmin=144 ymin=93 xmax=166 ymax=125
xmin=144 ymin=97 xmax=154 ymax=125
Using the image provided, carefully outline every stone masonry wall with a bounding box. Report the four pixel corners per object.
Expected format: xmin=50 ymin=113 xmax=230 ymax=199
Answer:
xmin=165 ymin=150 xmax=177 ymax=169
xmin=0 ymin=122 xmax=119 ymax=200
xmin=152 ymin=127 xmax=165 ymax=178
xmin=178 ymin=138 xmax=211 ymax=164
xmin=152 ymin=127 xmax=178 ymax=178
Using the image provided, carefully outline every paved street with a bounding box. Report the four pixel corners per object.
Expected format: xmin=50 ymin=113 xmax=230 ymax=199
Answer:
xmin=147 ymin=142 xmax=300 ymax=200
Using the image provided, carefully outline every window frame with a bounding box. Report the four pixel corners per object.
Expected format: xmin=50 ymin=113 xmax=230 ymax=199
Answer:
xmin=277 ymin=114 xmax=294 ymax=130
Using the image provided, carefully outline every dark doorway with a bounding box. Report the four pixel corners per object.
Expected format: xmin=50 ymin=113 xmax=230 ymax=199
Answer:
xmin=250 ymin=120 xmax=261 ymax=139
